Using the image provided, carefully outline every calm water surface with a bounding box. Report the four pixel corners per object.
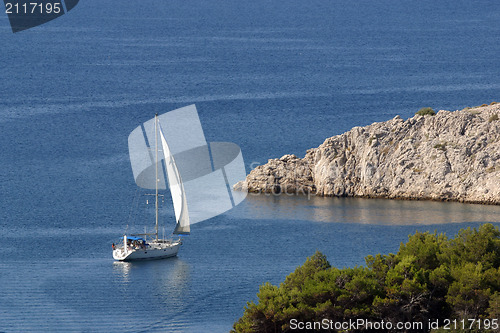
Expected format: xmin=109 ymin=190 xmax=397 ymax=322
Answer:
xmin=1 ymin=0 xmax=500 ymax=331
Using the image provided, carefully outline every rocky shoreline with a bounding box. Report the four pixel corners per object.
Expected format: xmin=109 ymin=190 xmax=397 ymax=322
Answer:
xmin=235 ymin=103 xmax=500 ymax=205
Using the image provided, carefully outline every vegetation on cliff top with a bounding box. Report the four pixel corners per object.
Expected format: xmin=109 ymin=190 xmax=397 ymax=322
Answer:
xmin=416 ymin=107 xmax=436 ymax=116
xmin=233 ymin=224 xmax=500 ymax=332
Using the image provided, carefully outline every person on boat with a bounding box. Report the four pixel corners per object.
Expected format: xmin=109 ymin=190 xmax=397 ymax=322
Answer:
xmin=112 ymin=243 xmax=115 ymax=250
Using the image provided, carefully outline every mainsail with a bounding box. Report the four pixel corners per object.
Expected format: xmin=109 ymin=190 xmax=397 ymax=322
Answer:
xmin=158 ymin=123 xmax=190 ymax=234
xmin=128 ymin=104 xmax=247 ymax=232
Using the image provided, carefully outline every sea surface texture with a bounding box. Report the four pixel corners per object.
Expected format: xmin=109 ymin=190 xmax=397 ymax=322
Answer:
xmin=1 ymin=0 xmax=500 ymax=331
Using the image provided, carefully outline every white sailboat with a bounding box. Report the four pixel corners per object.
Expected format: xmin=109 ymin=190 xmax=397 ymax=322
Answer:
xmin=113 ymin=104 xmax=248 ymax=261
xmin=113 ymin=114 xmax=188 ymax=261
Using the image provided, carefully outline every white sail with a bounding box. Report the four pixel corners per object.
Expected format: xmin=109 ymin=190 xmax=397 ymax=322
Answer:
xmin=128 ymin=105 xmax=247 ymax=229
xmin=158 ymin=123 xmax=191 ymax=234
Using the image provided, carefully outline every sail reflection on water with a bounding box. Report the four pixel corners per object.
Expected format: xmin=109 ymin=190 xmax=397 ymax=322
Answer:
xmin=112 ymin=259 xmax=190 ymax=292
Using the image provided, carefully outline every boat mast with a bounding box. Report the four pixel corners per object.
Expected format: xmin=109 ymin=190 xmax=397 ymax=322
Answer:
xmin=155 ymin=114 xmax=159 ymax=241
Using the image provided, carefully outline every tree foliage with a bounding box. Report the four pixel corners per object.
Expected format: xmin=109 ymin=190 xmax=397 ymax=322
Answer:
xmin=232 ymin=224 xmax=500 ymax=333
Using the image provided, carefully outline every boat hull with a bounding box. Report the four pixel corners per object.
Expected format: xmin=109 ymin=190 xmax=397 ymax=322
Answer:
xmin=113 ymin=240 xmax=181 ymax=261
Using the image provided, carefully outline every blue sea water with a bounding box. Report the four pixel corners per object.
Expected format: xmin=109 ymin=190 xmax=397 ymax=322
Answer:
xmin=1 ymin=0 xmax=500 ymax=331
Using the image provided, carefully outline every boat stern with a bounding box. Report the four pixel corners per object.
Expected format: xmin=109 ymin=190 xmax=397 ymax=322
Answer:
xmin=112 ymin=248 xmax=130 ymax=261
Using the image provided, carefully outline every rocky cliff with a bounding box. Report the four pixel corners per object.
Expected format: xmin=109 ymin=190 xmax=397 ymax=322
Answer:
xmin=235 ymin=103 xmax=500 ymax=204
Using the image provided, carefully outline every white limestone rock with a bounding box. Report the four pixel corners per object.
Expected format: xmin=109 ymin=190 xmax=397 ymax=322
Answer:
xmin=236 ymin=103 xmax=500 ymax=204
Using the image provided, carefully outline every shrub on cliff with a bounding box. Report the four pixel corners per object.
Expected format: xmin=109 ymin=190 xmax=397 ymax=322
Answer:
xmin=232 ymin=224 xmax=500 ymax=333
xmin=416 ymin=107 xmax=436 ymax=116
